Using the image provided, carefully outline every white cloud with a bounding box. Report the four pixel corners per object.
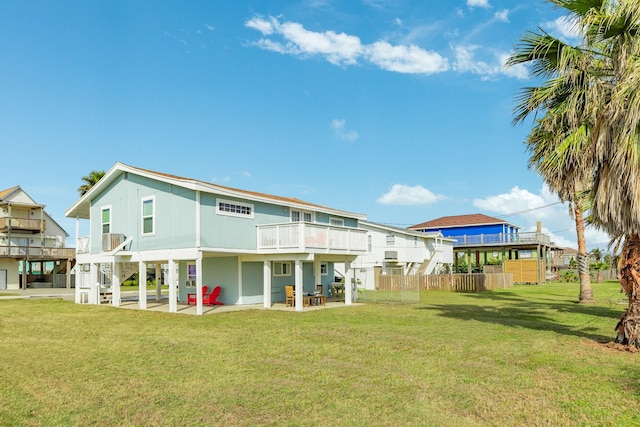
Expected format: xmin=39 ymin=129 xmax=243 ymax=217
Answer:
xmin=245 ymin=16 xmax=276 ymax=35
xmin=472 ymin=185 xmax=610 ymax=250
xmin=453 ymin=45 xmax=528 ymax=80
xmin=246 ymin=15 xmax=448 ymax=75
xmin=494 ymin=9 xmax=509 ymax=22
xmin=205 ymin=24 xmax=215 ymax=31
xmin=467 ymin=0 xmax=490 ymax=9
xmin=241 ymin=171 xmax=252 ymax=178
xmin=245 ymin=15 xmax=533 ymax=81
xmin=331 ymin=119 xmax=359 ymax=141
xmin=246 ymin=16 xmax=362 ymax=66
xmin=543 ymin=16 xmax=581 ymax=41
xmin=366 ymin=41 xmax=449 ymax=74
xmin=377 ymin=184 xmax=446 ymax=206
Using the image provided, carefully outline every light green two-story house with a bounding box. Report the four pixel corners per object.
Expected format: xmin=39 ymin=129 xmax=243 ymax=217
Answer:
xmin=64 ymin=163 xmax=367 ymax=313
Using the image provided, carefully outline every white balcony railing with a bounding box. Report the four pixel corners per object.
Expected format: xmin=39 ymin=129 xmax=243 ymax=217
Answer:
xmin=77 ymin=236 xmax=90 ymax=254
xmin=257 ymin=222 xmax=367 ymax=253
xmin=450 ymin=231 xmax=551 ymax=247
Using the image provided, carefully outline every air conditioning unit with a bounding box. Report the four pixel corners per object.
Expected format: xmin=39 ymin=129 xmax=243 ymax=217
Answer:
xmin=102 ymin=233 xmax=125 ymax=251
xmin=384 ymin=251 xmax=398 ymax=260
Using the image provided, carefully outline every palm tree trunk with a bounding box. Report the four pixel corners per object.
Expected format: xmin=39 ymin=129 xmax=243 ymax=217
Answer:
xmin=615 ymin=234 xmax=640 ymax=348
xmin=574 ymin=203 xmax=594 ymax=303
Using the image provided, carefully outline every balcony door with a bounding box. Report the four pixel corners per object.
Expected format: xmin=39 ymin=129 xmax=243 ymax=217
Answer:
xmin=291 ymin=210 xmax=313 ymax=223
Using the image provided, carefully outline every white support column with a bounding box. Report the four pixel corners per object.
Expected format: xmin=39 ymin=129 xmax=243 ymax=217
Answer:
xmin=345 ymin=260 xmax=353 ymax=305
xmin=237 ymin=256 xmax=243 ymax=305
xmin=168 ymin=259 xmax=177 ymax=313
xmin=138 ymin=261 xmax=147 ymax=309
xmin=155 ymin=263 xmax=162 ymax=301
xmin=314 ymin=260 xmax=321 ymax=292
xmin=196 ymin=254 xmax=203 ymax=316
xmin=294 ymin=259 xmax=303 ymax=312
xmin=90 ymin=263 xmax=99 ymax=305
xmin=74 ymin=264 xmax=81 ymax=304
xmin=263 ymin=261 xmax=272 ymax=308
xmin=112 ymin=262 xmax=121 ymax=307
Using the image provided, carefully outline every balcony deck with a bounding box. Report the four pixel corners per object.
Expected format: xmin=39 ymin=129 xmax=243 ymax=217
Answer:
xmin=0 ymin=245 xmax=75 ymax=259
xmin=257 ymin=222 xmax=367 ymax=254
xmin=450 ymin=231 xmax=552 ymax=248
xmin=0 ymin=217 xmax=44 ymax=234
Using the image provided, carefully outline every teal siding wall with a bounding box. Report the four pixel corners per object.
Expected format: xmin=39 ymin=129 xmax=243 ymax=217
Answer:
xmin=199 ymin=193 xmax=288 ymax=249
xmin=90 ymin=174 xmax=196 ymax=253
xmin=203 ymin=256 xmax=238 ymax=305
xmin=242 ymin=262 xmax=264 ymax=304
xmin=88 ymin=170 xmax=360 ymax=255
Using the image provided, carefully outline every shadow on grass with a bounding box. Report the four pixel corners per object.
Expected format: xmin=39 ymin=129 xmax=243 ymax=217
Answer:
xmin=418 ymin=291 xmax=624 ymax=343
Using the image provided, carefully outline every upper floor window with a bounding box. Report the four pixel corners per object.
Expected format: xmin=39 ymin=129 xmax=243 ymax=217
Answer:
xmin=217 ymin=198 xmax=254 ymax=219
xmin=386 ymin=234 xmax=395 ymax=246
xmin=291 ymin=210 xmax=313 ymax=222
xmin=367 ymin=235 xmax=372 ymax=252
xmin=141 ymin=196 xmax=155 ymax=235
xmin=101 ymin=207 xmax=111 ymax=234
xmin=330 ymin=217 xmax=344 ymax=227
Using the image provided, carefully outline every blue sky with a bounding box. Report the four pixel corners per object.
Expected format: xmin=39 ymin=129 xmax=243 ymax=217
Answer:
xmin=0 ymin=0 xmax=609 ymax=250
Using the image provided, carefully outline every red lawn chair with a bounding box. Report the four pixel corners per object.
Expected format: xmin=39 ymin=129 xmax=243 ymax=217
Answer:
xmin=187 ymin=285 xmax=208 ymax=305
xmin=203 ymin=285 xmax=224 ymax=306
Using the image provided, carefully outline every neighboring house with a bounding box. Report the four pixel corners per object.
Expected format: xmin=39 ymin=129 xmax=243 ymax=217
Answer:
xmin=409 ymin=213 xmax=556 ymax=284
xmin=0 ymin=186 xmax=74 ymax=290
xmin=64 ymin=163 xmax=368 ymax=313
xmin=550 ymin=247 xmax=578 ymax=269
xmin=346 ymin=221 xmax=454 ymax=290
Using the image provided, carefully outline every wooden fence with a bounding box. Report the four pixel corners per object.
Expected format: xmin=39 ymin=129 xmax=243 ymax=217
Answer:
xmin=375 ymin=272 xmax=514 ymax=293
xmin=421 ymin=273 xmax=513 ymax=292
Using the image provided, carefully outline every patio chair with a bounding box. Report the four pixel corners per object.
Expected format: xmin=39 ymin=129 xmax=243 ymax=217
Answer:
xmin=285 ymin=285 xmax=295 ymax=307
xmin=187 ymin=285 xmax=208 ymax=305
xmin=203 ymin=285 xmax=224 ymax=306
xmin=315 ymin=284 xmax=323 ymax=295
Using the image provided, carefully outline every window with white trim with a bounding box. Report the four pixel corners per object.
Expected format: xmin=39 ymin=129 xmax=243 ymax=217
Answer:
xmin=273 ymin=262 xmax=291 ymax=276
xmin=186 ymin=263 xmax=196 ymax=288
xmin=367 ymin=235 xmax=372 ymax=252
xmin=291 ymin=210 xmax=313 ymax=222
xmin=386 ymin=234 xmax=395 ymax=246
xmin=330 ymin=217 xmax=344 ymax=227
xmin=101 ymin=206 xmax=111 ymax=234
xmin=141 ymin=196 xmax=155 ymax=235
xmin=519 ymin=250 xmax=533 ymax=259
xmin=217 ymin=198 xmax=254 ymax=218
xmin=320 ymin=263 xmax=328 ymax=275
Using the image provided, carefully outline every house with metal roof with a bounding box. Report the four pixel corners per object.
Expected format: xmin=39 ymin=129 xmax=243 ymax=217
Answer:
xmin=65 ymin=162 xmax=368 ymax=313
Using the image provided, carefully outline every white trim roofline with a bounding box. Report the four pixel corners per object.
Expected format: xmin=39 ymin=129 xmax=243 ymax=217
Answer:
xmin=65 ymin=162 xmax=367 ymax=220
xmin=359 ymin=220 xmax=454 ymax=242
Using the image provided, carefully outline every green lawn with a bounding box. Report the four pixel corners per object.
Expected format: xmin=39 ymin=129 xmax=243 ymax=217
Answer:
xmin=1 ymin=282 xmax=639 ymax=426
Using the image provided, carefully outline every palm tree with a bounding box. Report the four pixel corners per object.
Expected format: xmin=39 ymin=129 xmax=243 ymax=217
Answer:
xmin=508 ymin=17 xmax=597 ymax=303
xmin=78 ymin=170 xmax=105 ymax=196
xmin=589 ymin=247 xmax=607 ymax=282
xmin=510 ymin=0 xmax=640 ymax=347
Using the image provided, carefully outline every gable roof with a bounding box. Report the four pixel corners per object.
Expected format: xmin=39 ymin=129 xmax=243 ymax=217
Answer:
xmin=0 ymin=186 xmax=68 ymax=237
xmin=65 ymin=162 xmax=367 ymax=220
xmin=0 ymin=185 xmax=44 ymax=209
xmin=0 ymin=186 xmax=20 ymax=200
xmin=408 ymin=213 xmax=519 ymax=230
